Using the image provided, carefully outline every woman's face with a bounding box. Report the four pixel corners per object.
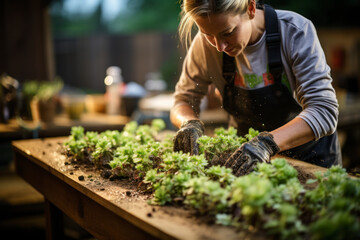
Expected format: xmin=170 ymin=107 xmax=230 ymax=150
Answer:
xmin=194 ymin=12 xmax=252 ymax=57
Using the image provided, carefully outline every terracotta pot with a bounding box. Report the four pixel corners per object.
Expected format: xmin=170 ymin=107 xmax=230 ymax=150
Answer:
xmin=31 ymin=98 xmax=56 ymax=123
xmin=85 ymin=94 xmax=106 ymax=113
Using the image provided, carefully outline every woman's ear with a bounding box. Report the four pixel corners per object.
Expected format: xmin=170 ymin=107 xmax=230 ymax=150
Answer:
xmin=247 ymin=0 xmax=256 ymax=19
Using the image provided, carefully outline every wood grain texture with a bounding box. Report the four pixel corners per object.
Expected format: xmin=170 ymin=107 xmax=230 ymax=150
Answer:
xmin=12 ymin=137 xmax=249 ymax=240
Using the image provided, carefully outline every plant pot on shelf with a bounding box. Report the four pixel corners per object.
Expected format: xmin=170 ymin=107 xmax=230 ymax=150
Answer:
xmin=30 ymin=97 xmax=56 ymax=123
xmin=62 ymin=94 xmax=85 ymax=120
xmin=85 ymin=94 xmax=106 ymax=114
xmin=23 ymin=78 xmax=63 ymax=124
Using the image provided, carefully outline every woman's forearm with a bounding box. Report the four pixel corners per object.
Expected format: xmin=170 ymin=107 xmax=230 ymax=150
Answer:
xmin=170 ymin=103 xmax=316 ymax=151
xmin=271 ymin=117 xmax=315 ymax=152
xmin=170 ymin=103 xmax=199 ymax=129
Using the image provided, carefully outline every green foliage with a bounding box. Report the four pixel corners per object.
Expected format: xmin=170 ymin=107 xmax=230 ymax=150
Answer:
xmin=151 ymin=118 xmax=166 ymax=132
xmin=106 ymin=0 xmax=181 ymax=34
xmin=309 ymin=212 xmax=360 ymax=240
xmin=36 ymin=78 xmax=64 ymax=101
xmin=22 ymin=78 xmax=64 ymax=102
xmin=303 ymin=166 xmax=360 ymax=239
xmin=91 ymin=136 xmax=113 ymax=164
xmin=184 ymin=177 xmax=231 ymax=215
xmin=50 ymin=0 xmax=360 ymax=38
xmin=51 ymin=0 xmax=181 ymax=37
xmin=22 ymin=81 xmax=39 ymax=99
xmin=50 ymin=1 xmax=104 ymax=37
xmin=63 ymin=121 xmax=360 ymax=239
xmin=230 ymin=174 xmax=273 ymax=218
xmin=206 ymin=166 xmax=236 ymax=187
xmin=63 ymin=126 xmax=86 ymax=160
xmin=264 ymin=203 xmax=306 ymax=240
xmin=198 ymin=127 xmax=250 ymax=161
xmin=256 ymin=158 xmax=298 ymax=185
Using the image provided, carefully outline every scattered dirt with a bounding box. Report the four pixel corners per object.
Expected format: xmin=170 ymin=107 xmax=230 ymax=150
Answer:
xmin=293 ymin=165 xmax=316 ymax=187
xmin=57 ymin=137 xmax=326 ymax=203
xmin=14 ymin=137 xmax=332 ymax=240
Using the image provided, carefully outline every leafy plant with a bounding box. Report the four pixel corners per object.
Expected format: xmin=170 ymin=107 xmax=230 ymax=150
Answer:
xmin=22 ymin=81 xmax=39 ymax=99
xmin=63 ymin=120 xmax=360 ymax=240
xmin=198 ymin=127 xmax=247 ymax=164
xmin=184 ymin=176 xmax=230 ymax=215
xmin=22 ymin=77 xmax=64 ymax=102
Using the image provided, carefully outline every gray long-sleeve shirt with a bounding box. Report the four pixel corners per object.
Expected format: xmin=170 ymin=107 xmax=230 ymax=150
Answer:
xmin=174 ymin=10 xmax=338 ymax=140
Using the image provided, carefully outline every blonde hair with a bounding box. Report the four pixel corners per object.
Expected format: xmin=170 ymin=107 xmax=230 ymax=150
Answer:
xmin=179 ymin=0 xmax=251 ymax=49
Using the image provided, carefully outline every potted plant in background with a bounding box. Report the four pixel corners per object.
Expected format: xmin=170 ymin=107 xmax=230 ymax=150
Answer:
xmin=21 ymin=80 xmax=38 ymax=120
xmin=24 ymin=78 xmax=63 ymax=123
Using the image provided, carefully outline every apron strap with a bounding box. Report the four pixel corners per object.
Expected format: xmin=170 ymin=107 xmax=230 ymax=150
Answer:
xmin=222 ymin=53 xmax=236 ymax=85
xmin=222 ymin=4 xmax=283 ymax=84
xmin=264 ymin=4 xmax=282 ymax=83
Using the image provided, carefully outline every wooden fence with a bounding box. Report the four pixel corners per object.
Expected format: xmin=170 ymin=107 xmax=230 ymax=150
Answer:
xmin=54 ymin=33 xmax=183 ymax=93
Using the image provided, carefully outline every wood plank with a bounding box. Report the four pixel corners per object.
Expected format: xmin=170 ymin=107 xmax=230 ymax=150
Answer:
xmin=12 ymin=137 xmax=245 ymax=240
xmin=13 ymin=141 xmax=166 ymax=240
xmin=0 ymin=0 xmax=52 ymax=81
xmin=0 ymin=113 xmax=129 ymax=140
xmin=45 ymin=199 xmax=64 ymax=240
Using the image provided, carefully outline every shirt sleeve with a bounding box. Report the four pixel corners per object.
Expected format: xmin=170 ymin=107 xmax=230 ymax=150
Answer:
xmin=290 ymin=20 xmax=339 ymax=140
xmin=173 ymin=33 xmax=213 ymax=116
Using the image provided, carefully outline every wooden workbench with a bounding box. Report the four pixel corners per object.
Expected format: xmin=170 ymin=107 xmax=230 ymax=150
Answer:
xmin=12 ymin=137 xmax=327 ymax=240
xmin=1 ymin=113 xmax=130 ymax=141
xmin=12 ymin=137 xmax=245 ymax=240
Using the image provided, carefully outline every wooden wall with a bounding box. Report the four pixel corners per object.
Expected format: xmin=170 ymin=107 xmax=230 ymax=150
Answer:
xmin=0 ymin=0 xmax=182 ymax=92
xmin=53 ymin=33 xmax=182 ymax=93
xmin=0 ymin=0 xmax=54 ymax=82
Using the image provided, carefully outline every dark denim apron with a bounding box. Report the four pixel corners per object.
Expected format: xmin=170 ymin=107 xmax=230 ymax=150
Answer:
xmin=222 ymin=5 xmax=341 ymax=167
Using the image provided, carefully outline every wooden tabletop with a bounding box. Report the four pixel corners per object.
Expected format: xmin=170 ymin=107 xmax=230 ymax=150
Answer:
xmin=12 ymin=137 xmax=248 ymax=240
xmin=12 ymin=136 xmax=329 ymax=240
xmin=0 ymin=113 xmax=130 ymax=141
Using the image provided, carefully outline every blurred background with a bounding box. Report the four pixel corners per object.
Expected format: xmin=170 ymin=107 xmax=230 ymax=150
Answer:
xmin=1 ymin=0 xmax=360 ymax=239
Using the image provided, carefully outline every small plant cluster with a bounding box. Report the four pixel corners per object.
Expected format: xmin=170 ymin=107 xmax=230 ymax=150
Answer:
xmin=22 ymin=77 xmax=63 ymax=102
xmin=63 ymin=120 xmax=360 ymax=240
xmin=198 ymin=127 xmax=259 ymax=165
xmin=64 ymin=119 xmax=170 ymax=179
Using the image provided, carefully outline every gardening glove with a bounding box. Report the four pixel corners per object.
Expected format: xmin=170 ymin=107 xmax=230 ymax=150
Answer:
xmin=224 ymin=132 xmax=280 ymax=176
xmin=173 ymin=119 xmax=205 ymax=155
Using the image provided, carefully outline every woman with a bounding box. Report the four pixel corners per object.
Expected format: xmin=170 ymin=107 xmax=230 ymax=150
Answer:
xmin=171 ymin=0 xmax=342 ymax=176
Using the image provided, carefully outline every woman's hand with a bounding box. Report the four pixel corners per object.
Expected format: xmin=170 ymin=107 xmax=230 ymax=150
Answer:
xmin=173 ymin=119 xmax=205 ymax=155
xmin=224 ymin=132 xmax=280 ymax=176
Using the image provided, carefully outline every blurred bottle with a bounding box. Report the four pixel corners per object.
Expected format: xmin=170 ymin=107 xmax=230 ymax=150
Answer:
xmin=144 ymin=72 xmax=167 ymax=96
xmin=104 ymin=66 xmax=124 ymax=115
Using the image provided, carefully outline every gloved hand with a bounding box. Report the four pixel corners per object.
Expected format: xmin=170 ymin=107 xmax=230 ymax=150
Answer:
xmin=224 ymin=132 xmax=280 ymax=176
xmin=173 ymin=119 xmax=205 ymax=155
